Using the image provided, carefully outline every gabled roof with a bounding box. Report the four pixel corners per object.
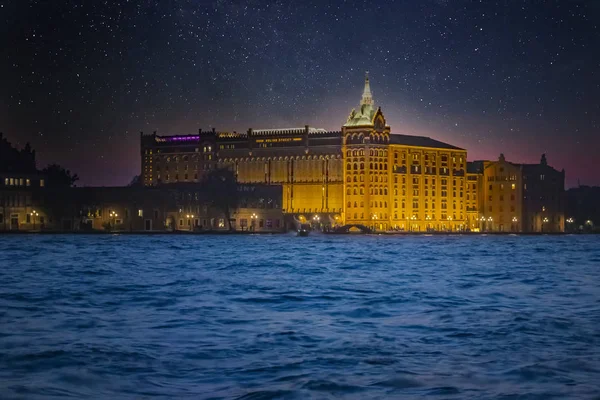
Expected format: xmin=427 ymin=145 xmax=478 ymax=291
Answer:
xmin=389 ymin=134 xmax=464 ymax=150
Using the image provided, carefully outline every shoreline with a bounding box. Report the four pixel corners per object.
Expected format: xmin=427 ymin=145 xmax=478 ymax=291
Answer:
xmin=0 ymin=230 xmax=595 ymax=236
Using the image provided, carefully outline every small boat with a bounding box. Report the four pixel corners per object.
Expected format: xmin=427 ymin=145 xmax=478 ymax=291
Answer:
xmin=297 ymin=228 xmax=309 ymax=237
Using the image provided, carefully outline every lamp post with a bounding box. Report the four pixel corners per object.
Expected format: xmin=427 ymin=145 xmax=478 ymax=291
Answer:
xmin=426 ymin=215 xmax=431 ymax=232
xmin=512 ymin=216 xmax=518 ymax=232
xmin=251 ymin=213 xmax=257 ymax=231
xmin=566 ymin=217 xmax=574 ymax=232
xmin=542 ymin=217 xmax=549 ymax=233
xmin=313 ymin=214 xmax=320 ymax=231
xmin=480 ymin=216 xmax=485 ymax=232
xmin=410 ymin=215 xmax=417 ymax=232
xmin=32 ymin=210 xmax=39 ymax=231
xmin=109 ymin=210 xmax=118 ymax=231
xmin=372 ymin=214 xmax=378 ymax=231
xmin=487 ymin=216 xmax=493 ymax=232
xmin=447 ymin=216 xmax=452 ymax=232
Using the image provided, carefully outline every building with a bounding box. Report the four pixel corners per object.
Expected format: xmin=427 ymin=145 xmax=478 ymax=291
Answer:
xmin=521 ymin=154 xmax=565 ymax=233
xmin=467 ymin=154 xmax=565 ymax=233
xmin=566 ymin=185 xmax=600 ymax=232
xmin=466 ymin=161 xmax=483 ymax=231
xmin=0 ymin=133 xmax=47 ymax=231
xmin=479 ymin=154 xmax=523 ymax=232
xmin=141 ymin=74 xmax=469 ymax=231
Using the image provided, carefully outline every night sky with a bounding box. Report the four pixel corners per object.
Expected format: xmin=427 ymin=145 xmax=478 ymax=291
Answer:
xmin=1 ymin=0 xmax=598 ymax=187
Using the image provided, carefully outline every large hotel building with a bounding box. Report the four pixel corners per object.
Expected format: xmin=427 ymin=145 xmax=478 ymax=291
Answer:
xmin=140 ymin=74 xmax=564 ymax=233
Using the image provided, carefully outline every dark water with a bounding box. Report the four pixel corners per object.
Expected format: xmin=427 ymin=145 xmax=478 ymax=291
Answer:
xmin=1 ymin=234 xmax=600 ymax=399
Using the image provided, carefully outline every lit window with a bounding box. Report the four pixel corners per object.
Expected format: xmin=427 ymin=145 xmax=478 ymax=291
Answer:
xmin=40 ymin=179 xmax=45 ymax=187
xmin=138 ymin=209 xmax=143 ymax=217
xmin=4 ymin=178 xmax=7 ymax=185
xmin=511 ymin=183 xmax=516 ymax=190
xmin=26 ymin=179 xmax=30 ymax=186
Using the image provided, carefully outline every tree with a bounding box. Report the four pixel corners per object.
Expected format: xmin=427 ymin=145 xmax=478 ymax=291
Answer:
xmin=41 ymin=164 xmax=79 ymax=187
xmin=201 ymin=167 xmax=239 ymax=231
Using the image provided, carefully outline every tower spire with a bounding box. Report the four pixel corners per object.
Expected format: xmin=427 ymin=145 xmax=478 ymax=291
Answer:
xmin=361 ymin=71 xmax=373 ymax=106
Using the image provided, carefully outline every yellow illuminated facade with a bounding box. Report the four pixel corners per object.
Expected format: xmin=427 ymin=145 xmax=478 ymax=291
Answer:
xmin=342 ymin=74 xmax=468 ymax=231
xmin=140 ymin=74 xmax=473 ymax=231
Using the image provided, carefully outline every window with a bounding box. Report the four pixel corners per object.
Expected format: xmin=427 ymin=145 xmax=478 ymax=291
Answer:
xmin=511 ymin=183 xmax=516 ymax=190
xmin=40 ymin=179 xmax=45 ymax=187
xmin=179 ymin=219 xmax=183 ymax=227
xmin=138 ymin=209 xmax=143 ymax=217
xmin=218 ymin=219 xmax=225 ymax=228
xmin=266 ymin=219 xmax=273 ymax=228
xmin=0 ymin=214 xmax=3 ymax=224
xmin=154 ymin=210 xmax=159 ymax=219
xmin=26 ymin=213 xmax=31 ymax=223
xmin=259 ymin=219 xmax=264 ymax=228
xmin=26 ymin=179 xmax=30 ymax=186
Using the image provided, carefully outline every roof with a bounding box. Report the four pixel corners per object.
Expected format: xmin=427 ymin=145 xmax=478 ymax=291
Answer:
xmin=467 ymin=161 xmax=484 ymax=174
xmin=389 ymin=134 xmax=465 ymax=150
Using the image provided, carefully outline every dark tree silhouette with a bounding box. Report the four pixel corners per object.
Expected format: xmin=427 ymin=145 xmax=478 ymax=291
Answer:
xmin=41 ymin=164 xmax=79 ymax=187
xmin=201 ymin=167 xmax=239 ymax=230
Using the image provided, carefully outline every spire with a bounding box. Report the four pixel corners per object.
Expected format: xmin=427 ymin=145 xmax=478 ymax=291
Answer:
xmin=361 ymin=71 xmax=373 ymax=106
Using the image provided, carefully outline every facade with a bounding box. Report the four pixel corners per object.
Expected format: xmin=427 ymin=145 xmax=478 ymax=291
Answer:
xmin=521 ymin=155 xmax=565 ymax=233
xmin=566 ymin=185 xmax=599 ymax=232
xmin=479 ymin=154 xmax=523 ymax=232
xmin=467 ymin=154 xmax=565 ymax=233
xmin=0 ymin=133 xmax=48 ymax=231
xmin=141 ymin=74 xmax=469 ymax=231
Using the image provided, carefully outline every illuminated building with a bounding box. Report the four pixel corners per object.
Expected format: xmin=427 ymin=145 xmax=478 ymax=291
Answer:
xmin=468 ymin=154 xmax=565 ymax=233
xmin=0 ymin=133 xmax=47 ymax=231
xmin=478 ymin=154 xmax=523 ymax=232
xmin=141 ymin=74 xmax=469 ymax=231
xmin=342 ymin=73 xmax=468 ymax=232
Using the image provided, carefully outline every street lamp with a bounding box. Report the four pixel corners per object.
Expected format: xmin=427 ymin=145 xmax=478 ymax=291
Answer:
xmin=32 ymin=210 xmax=39 ymax=231
xmin=487 ymin=216 xmax=493 ymax=232
xmin=447 ymin=216 xmax=452 ymax=232
xmin=110 ymin=210 xmax=118 ymax=230
xmin=512 ymin=216 xmax=518 ymax=232
xmin=426 ymin=215 xmax=431 ymax=232
xmin=251 ymin=213 xmax=257 ymax=231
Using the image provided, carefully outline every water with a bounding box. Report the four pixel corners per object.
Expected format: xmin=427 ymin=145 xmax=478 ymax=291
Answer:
xmin=1 ymin=234 xmax=600 ymax=399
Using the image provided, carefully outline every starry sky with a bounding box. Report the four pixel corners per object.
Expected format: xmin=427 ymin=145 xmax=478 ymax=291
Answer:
xmin=1 ymin=0 xmax=598 ymax=187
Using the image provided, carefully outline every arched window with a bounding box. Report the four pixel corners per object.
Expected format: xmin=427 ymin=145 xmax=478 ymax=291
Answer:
xmin=379 ymin=188 xmax=383 ymax=195
xmin=354 ymin=176 xmax=358 ymax=182
xmin=359 ymin=149 xmax=364 ymax=156
xmin=360 ymin=163 xmax=364 ymax=170
xmin=347 ymin=176 xmax=351 ymax=183
xmin=360 ymin=201 xmax=364 ymax=207
xmin=354 ymin=163 xmax=358 ymax=170
xmin=346 ymin=150 xmax=351 ymax=157
xmin=374 ymin=163 xmax=378 ymax=170
xmin=347 ymin=201 xmax=352 ymax=208
xmin=347 ymin=163 xmax=351 ymax=170
xmin=379 ymin=201 xmax=383 ymax=208
xmin=353 ymin=188 xmax=357 ymax=195
xmin=370 ymin=163 xmax=373 ymax=170
xmin=384 ymin=201 xmax=388 ymax=208
xmin=346 ymin=188 xmax=351 ymax=195
xmin=394 ymin=202 xmax=398 ymax=208
xmin=379 ymin=163 xmax=383 ymax=170
xmin=354 ymin=202 xmax=358 ymax=208
xmin=360 ymin=187 xmax=364 ymax=195
xmin=384 ymin=188 xmax=388 ymax=195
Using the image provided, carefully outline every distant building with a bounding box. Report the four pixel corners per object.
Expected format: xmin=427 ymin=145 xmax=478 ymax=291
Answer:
xmin=521 ymin=154 xmax=565 ymax=233
xmin=141 ymin=73 xmax=470 ymax=232
xmin=0 ymin=133 xmax=46 ymax=231
xmin=566 ymin=185 xmax=600 ymax=232
xmin=467 ymin=154 xmax=565 ymax=232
